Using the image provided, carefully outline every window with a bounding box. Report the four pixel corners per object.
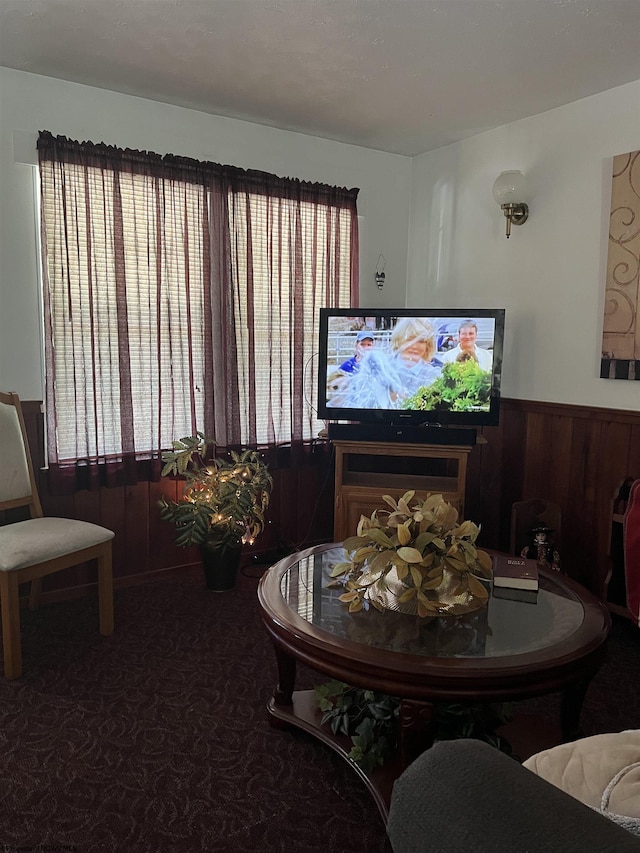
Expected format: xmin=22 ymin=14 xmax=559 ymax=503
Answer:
xmin=228 ymin=191 xmax=354 ymax=446
xmin=37 ymin=132 xmax=358 ymax=485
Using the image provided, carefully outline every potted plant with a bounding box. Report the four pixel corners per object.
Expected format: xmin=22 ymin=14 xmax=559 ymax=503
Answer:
xmin=158 ymin=433 xmax=273 ymax=590
xmin=328 ymin=490 xmax=492 ymax=617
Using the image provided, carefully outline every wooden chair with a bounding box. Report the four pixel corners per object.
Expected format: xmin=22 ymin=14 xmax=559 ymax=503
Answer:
xmin=510 ymin=498 xmax=562 ymax=557
xmin=0 ymin=391 xmax=114 ymax=678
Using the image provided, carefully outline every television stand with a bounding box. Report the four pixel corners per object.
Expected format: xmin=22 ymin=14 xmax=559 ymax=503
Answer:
xmin=332 ymin=438 xmax=478 ymax=541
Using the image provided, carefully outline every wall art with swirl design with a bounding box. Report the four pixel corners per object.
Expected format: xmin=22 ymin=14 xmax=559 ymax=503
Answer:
xmin=601 ymin=150 xmax=640 ymax=381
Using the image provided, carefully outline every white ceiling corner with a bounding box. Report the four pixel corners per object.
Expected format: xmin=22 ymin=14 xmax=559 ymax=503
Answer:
xmin=0 ymin=0 xmax=639 ymax=156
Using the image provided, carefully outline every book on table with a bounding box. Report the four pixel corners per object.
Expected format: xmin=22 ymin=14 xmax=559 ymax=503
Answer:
xmin=492 ymin=586 xmax=539 ymax=604
xmin=492 ymin=555 xmax=539 ymax=591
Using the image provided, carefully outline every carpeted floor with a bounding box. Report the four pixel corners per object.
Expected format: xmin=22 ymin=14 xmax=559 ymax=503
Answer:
xmin=1 ymin=562 xmax=638 ymax=853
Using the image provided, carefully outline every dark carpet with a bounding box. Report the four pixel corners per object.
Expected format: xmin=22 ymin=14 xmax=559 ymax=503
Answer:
xmin=1 ymin=563 xmax=638 ymax=853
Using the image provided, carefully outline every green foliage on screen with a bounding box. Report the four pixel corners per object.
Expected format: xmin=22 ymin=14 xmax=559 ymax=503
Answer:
xmin=403 ymin=360 xmax=491 ymax=413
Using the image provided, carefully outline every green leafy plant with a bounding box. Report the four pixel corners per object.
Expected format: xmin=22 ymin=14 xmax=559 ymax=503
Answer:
xmin=315 ymin=680 xmax=516 ymax=772
xmin=403 ymin=360 xmax=491 ymax=413
xmin=158 ymin=433 xmax=273 ymax=551
xmin=329 ymin=491 xmax=492 ymax=618
xmin=432 ymin=701 xmax=515 ymax=755
xmin=315 ymin=680 xmax=400 ymax=775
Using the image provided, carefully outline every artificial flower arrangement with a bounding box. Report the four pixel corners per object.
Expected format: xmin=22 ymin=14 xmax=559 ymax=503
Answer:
xmin=328 ymin=491 xmax=492 ymax=617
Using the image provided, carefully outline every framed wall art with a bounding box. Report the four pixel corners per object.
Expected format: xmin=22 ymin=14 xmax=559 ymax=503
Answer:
xmin=601 ymin=150 xmax=640 ymax=381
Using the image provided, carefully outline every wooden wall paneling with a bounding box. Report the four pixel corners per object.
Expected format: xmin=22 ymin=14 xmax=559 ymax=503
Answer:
xmin=545 ymin=414 xmax=574 ymax=509
xmin=99 ymin=484 xmax=128 ymax=581
xmin=535 ymin=412 xmax=575 ymax=575
xmin=295 ymin=465 xmax=315 ymax=548
xmin=496 ymin=403 xmax=528 ymax=552
xmin=260 ymin=468 xmax=291 ymax=552
xmin=522 ymin=411 xmax=553 ymax=498
xmin=472 ymin=423 xmax=504 ymax=550
xmin=317 ymin=471 xmax=335 ymax=543
xmin=73 ymin=488 xmax=101 ymax=525
xmin=626 ymin=423 xmax=640 ymax=478
xmin=295 ymin=465 xmax=312 ymax=547
xmin=256 ymin=471 xmax=277 ymax=554
xmin=463 ymin=432 xmax=484 ymax=531
xmin=301 ymin=460 xmax=335 ymax=547
xmin=296 ymin=465 xmax=331 ymax=548
xmin=278 ymin=468 xmax=300 ymax=548
xmin=308 ymin=456 xmax=336 ymax=545
xmin=289 ymin=467 xmax=303 ymax=545
xmin=120 ymin=482 xmax=150 ymax=578
xmin=564 ymin=416 xmax=603 ymax=586
xmin=16 ymin=397 xmax=639 ymax=605
xmin=148 ymin=477 xmax=198 ymax=573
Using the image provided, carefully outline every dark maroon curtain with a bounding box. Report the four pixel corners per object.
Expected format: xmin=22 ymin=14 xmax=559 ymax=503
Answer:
xmin=37 ymin=132 xmax=358 ymax=493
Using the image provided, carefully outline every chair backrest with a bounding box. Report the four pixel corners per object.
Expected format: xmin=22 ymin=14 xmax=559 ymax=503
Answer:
xmin=0 ymin=391 xmax=43 ymax=517
xmin=510 ymin=498 xmax=561 ymax=556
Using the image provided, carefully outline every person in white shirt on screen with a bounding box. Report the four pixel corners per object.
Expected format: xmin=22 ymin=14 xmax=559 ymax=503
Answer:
xmin=440 ymin=320 xmax=493 ymax=371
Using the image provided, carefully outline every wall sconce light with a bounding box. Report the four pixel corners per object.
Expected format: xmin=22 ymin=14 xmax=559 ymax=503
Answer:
xmin=375 ymin=254 xmax=386 ymax=289
xmin=492 ymin=170 xmax=529 ymax=238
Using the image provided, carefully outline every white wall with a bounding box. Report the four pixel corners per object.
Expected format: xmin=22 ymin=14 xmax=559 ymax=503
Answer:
xmin=3 ymin=68 xmax=638 ymax=412
xmin=407 ymin=80 xmax=640 ymax=411
xmin=0 ymin=67 xmax=411 ymax=399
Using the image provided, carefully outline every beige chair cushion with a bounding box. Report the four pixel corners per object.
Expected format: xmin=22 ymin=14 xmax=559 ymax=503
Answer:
xmin=0 ymin=517 xmax=114 ymax=571
xmin=523 ymin=731 xmax=640 ymax=835
xmin=0 ymin=401 xmax=32 ymax=502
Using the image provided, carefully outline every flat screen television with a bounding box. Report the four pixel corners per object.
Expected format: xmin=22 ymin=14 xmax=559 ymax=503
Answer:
xmin=317 ymin=308 xmax=505 ymax=435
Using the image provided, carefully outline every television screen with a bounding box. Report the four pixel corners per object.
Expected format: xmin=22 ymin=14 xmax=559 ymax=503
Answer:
xmin=317 ymin=308 xmax=505 ymax=428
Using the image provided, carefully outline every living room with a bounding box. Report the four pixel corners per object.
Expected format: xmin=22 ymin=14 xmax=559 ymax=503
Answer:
xmin=2 ymin=60 xmax=640 ymax=585
xmin=0 ymin=2 xmax=639 ymax=850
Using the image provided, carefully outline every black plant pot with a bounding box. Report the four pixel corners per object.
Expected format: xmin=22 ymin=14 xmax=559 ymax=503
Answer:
xmin=200 ymin=543 xmax=243 ymax=591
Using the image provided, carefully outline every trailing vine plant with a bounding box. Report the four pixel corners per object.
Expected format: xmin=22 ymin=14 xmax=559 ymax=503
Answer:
xmin=315 ymin=681 xmax=400 ymax=775
xmin=315 ymin=680 xmax=516 ymax=773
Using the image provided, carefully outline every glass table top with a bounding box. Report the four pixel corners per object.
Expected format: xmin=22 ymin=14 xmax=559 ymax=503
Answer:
xmin=279 ymin=546 xmax=585 ymax=659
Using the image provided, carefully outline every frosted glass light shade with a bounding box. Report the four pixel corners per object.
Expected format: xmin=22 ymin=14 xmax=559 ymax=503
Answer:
xmin=493 ymin=171 xmax=527 ymax=206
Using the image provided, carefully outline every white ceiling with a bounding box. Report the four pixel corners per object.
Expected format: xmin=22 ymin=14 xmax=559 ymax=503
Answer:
xmin=1 ymin=0 xmax=639 ymax=157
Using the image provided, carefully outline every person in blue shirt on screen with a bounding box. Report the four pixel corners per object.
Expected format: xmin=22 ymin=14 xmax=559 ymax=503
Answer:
xmin=339 ymin=329 xmax=375 ymax=373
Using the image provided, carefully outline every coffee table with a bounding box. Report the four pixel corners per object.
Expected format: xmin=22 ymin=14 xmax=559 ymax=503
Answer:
xmin=257 ymin=542 xmax=610 ymax=821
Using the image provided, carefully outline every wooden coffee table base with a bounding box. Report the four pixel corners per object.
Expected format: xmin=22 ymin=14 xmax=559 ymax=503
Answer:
xmin=259 ymin=543 xmax=610 ymax=825
xmin=267 ymin=688 xmax=564 ymax=824
xmin=267 ymin=689 xmax=402 ymax=822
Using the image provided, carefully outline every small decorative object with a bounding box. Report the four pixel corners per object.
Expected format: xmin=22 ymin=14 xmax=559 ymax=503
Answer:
xmin=158 ymin=433 xmax=273 ymax=590
xmin=329 ymin=491 xmax=492 ymax=617
xmin=520 ymin=526 xmax=561 ymax=573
